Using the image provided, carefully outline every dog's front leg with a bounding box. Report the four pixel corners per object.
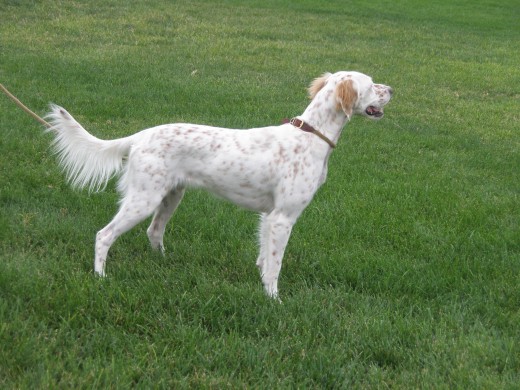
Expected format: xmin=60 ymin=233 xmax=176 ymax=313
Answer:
xmin=259 ymin=210 xmax=296 ymax=298
xmin=255 ymin=213 xmax=269 ymax=272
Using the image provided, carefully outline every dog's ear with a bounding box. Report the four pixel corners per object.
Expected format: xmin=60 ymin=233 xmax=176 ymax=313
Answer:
xmin=308 ymin=72 xmax=332 ymax=100
xmin=335 ymin=79 xmax=358 ymax=117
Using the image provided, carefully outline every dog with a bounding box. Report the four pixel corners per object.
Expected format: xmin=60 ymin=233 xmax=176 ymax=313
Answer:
xmin=45 ymin=71 xmax=393 ymax=298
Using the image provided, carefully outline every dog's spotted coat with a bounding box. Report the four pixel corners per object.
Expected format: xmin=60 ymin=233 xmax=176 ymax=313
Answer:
xmin=46 ymin=71 xmax=392 ymax=298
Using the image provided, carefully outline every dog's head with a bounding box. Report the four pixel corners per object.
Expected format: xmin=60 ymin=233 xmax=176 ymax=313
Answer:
xmin=309 ymin=71 xmax=393 ymax=120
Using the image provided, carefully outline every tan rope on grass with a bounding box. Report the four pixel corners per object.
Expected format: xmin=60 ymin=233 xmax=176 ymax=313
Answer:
xmin=0 ymin=83 xmax=51 ymax=128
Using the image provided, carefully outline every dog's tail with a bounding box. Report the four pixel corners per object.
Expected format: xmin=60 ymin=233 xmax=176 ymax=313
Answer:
xmin=46 ymin=104 xmax=134 ymax=192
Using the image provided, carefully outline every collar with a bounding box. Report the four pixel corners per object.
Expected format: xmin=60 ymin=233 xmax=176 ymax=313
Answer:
xmin=283 ymin=118 xmax=336 ymax=148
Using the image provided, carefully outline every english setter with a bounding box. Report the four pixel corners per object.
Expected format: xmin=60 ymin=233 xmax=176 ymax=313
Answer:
xmin=46 ymin=71 xmax=393 ymax=298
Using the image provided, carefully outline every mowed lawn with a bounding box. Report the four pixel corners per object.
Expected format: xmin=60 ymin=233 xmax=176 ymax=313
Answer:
xmin=1 ymin=0 xmax=519 ymax=387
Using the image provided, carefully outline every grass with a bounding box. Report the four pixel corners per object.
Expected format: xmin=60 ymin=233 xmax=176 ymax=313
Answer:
xmin=1 ymin=0 xmax=519 ymax=387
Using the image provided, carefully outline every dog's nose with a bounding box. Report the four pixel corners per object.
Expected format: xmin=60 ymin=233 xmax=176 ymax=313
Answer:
xmin=388 ymin=87 xmax=394 ymax=96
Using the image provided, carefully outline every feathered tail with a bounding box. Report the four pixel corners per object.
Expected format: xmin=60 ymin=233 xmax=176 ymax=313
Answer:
xmin=45 ymin=104 xmax=134 ymax=192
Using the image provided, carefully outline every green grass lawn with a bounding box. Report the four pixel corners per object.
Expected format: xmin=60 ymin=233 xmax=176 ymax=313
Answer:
xmin=1 ymin=0 xmax=519 ymax=387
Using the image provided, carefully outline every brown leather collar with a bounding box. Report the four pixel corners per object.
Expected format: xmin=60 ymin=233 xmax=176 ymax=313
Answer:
xmin=283 ymin=118 xmax=336 ymax=148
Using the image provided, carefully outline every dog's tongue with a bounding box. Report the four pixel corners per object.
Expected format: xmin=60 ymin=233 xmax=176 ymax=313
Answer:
xmin=366 ymin=106 xmax=383 ymax=117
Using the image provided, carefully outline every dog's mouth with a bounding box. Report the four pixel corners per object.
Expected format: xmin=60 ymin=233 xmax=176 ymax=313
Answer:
xmin=365 ymin=106 xmax=384 ymax=118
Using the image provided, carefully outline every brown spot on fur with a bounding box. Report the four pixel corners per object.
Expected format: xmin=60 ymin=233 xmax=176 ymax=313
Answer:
xmin=293 ymin=162 xmax=299 ymax=176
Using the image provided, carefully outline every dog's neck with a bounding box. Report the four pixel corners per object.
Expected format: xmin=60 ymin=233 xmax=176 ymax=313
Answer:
xmin=299 ymin=95 xmax=350 ymax=149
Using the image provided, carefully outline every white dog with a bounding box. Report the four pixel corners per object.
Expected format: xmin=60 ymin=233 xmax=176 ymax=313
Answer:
xmin=46 ymin=71 xmax=392 ymax=298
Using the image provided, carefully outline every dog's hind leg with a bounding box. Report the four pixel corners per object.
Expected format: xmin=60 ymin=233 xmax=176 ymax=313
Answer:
xmin=94 ymin=189 xmax=166 ymax=276
xmin=147 ymin=187 xmax=186 ymax=253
